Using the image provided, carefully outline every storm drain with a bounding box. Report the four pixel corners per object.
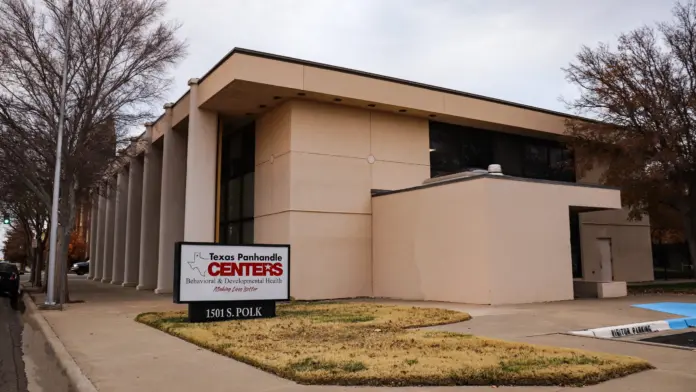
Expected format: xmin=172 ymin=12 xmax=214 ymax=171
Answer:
xmin=640 ymin=331 xmax=696 ymax=348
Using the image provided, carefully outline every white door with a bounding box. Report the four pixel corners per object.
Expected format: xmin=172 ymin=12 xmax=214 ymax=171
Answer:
xmin=597 ymin=238 xmax=613 ymax=282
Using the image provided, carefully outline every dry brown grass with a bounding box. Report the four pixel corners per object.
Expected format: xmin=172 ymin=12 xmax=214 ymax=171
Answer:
xmin=136 ymin=302 xmax=651 ymax=387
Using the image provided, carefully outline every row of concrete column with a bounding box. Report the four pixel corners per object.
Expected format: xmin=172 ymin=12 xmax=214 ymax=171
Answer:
xmin=86 ymin=80 xmax=218 ymax=294
xmin=85 ymin=106 xmax=186 ymax=293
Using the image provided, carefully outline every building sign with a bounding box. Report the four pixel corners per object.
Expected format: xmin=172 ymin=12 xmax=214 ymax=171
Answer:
xmin=173 ymin=242 xmax=290 ymax=322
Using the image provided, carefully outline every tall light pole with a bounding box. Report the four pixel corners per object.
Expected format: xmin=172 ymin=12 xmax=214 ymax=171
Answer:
xmin=45 ymin=0 xmax=74 ymax=306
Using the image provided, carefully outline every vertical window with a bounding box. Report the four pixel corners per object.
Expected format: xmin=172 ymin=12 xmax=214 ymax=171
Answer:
xmin=242 ymin=172 xmax=254 ymax=219
xmin=429 ymin=123 xmax=462 ymax=177
xmin=218 ymin=122 xmax=255 ymax=245
xmin=493 ymin=133 xmax=523 ymax=177
xmin=460 ymin=128 xmax=493 ymax=170
xmin=570 ymin=210 xmax=583 ymax=278
xmin=549 ymin=147 xmax=576 ymax=182
xmin=522 ymin=143 xmax=549 ymax=179
xmin=226 ymin=178 xmax=241 ymax=221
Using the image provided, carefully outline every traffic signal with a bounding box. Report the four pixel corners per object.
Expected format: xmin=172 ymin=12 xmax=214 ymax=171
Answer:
xmin=2 ymin=213 xmax=9 ymax=225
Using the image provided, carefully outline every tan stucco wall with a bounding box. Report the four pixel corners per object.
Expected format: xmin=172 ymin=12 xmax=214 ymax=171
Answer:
xmin=372 ymin=179 xmax=492 ymax=304
xmin=579 ymin=210 xmax=654 ymax=282
xmin=372 ymin=177 xmax=622 ymax=305
xmin=484 ymin=179 xmax=617 ymax=304
xmin=254 ymin=100 xmax=429 ymax=299
xmin=577 ymin=162 xmax=654 ymax=283
xmin=184 ymin=82 xmax=218 ymax=242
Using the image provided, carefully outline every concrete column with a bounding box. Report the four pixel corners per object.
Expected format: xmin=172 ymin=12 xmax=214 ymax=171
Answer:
xmin=111 ymin=168 xmax=129 ymax=285
xmin=156 ymin=104 xmax=187 ymax=294
xmin=184 ymin=79 xmax=219 ymax=242
xmin=138 ymin=124 xmax=162 ymax=291
xmin=123 ymin=156 xmax=144 ymax=287
xmin=93 ymin=189 xmax=107 ymax=280
xmin=87 ymin=192 xmax=98 ymax=279
xmin=101 ymin=182 xmax=116 ymax=282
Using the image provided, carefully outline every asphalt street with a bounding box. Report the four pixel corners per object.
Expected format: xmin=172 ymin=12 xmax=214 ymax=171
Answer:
xmin=0 ymin=295 xmax=27 ymax=392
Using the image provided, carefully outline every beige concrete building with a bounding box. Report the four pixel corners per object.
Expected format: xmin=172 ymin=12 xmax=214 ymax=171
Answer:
xmin=87 ymin=48 xmax=654 ymax=305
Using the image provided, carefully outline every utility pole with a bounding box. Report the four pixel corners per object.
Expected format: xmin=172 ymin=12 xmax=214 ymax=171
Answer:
xmin=45 ymin=0 xmax=74 ymax=306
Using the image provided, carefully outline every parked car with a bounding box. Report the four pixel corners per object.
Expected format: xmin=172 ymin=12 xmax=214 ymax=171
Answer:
xmin=0 ymin=260 xmax=24 ymax=274
xmin=0 ymin=262 xmax=20 ymax=309
xmin=70 ymin=260 xmax=90 ymax=275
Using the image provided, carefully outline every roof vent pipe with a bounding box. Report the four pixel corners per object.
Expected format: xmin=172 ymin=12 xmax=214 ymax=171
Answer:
xmin=488 ymin=164 xmax=503 ymax=176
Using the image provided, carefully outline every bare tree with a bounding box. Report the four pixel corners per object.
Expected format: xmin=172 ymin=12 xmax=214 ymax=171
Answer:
xmin=0 ymin=151 xmax=50 ymax=286
xmin=0 ymin=0 xmax=185 ymax=303
xmin=2 ymin=225 xmax=29 ymax=264
xmin=563 ymin=0 xmax=696 ymax=276
xmin=0 ymin=196 xmax=49 ymax=286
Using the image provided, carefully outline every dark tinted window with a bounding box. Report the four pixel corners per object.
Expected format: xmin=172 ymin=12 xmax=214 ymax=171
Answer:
xmin=429 ymin=121 xmax=575 ymax=182
xmin=218 ymin=122 xmax=255 ymax=245
xmin=429 ymin=124 xmax=462 ymax=176
xmin=0 ymin=263 xmax=18 ymax=273
xmin=493 ymin=133 xmax=524 ymax=177
xmin=549 ymin=147 xmax=576 ymax=182
xmin=460 ymin=128 xmax=493 ymax=170
xmin=523 ymin=144 xmax=549 ymax=179
xmin=570 ymin=210 xmax=582 ymax=278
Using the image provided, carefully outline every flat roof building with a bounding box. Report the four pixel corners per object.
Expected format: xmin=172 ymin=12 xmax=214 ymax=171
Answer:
xmin=87 ymin=48 xmax=654 ymax=304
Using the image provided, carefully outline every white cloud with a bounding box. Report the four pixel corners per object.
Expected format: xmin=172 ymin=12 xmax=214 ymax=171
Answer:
xmin=156 ymin=0 xmax=675 ymax=118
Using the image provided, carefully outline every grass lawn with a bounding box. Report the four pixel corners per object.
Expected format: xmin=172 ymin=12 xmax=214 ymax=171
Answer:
xmin=629 ymin=282 xmax=696 ymax=295
xmin=136 ymin=302 xmax=651 ymax=387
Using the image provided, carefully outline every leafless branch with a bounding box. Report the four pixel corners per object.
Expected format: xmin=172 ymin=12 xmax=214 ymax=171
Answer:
xmin=0 ymin=0 xmax=185 ymax=302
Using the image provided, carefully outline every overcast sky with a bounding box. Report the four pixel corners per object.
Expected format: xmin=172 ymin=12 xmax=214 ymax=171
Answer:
xmin=159 ymin=0 xmax=676 ymax=116
xmin=2 ymin=1 xmax=682 ymax=257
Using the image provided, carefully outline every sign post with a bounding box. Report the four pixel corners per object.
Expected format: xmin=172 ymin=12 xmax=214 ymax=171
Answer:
xmin=173 ymin=242 xmax=290 ymax=323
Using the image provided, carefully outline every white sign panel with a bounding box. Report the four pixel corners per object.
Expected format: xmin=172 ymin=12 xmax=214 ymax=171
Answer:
xmin=175 ymin=243 xmax=290 ymax=303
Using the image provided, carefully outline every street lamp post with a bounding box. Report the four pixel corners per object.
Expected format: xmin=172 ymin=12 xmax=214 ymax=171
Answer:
xmin=45 ymin=0 xmax=74 ymax=306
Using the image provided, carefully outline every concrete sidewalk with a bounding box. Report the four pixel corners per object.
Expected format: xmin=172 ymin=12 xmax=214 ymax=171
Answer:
xmin=28 ymin=277 xmax=696 ymax=392
xmin=0 ymin=296 xmax=28 ymax=392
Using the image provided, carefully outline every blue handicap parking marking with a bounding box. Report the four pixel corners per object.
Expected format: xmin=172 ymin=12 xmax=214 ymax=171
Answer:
xmin=633 ymin=302 xmax=696 ymax=330
xmin=667 ymin=318 xmax=690 ymax=329
xmin=632 ymin=302 xmax=696 ymax=317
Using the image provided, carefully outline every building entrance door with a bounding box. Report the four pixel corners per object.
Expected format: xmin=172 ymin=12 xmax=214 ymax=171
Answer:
xmin=597 ymin=238 xmax=613 ymax=282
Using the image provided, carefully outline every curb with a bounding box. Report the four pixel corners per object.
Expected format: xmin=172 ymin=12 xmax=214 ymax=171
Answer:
xmin=559 ymin=331 xmax=696 ymax=351
xmin=569 ymin=318 xmax=696 ymax=339
xmin=22 ymin=293 xmax=99 ymax=392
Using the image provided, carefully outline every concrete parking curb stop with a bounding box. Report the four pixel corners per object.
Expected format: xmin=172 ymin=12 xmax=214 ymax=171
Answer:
xmin=22 ymin=292 xmax=99 ymax=392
